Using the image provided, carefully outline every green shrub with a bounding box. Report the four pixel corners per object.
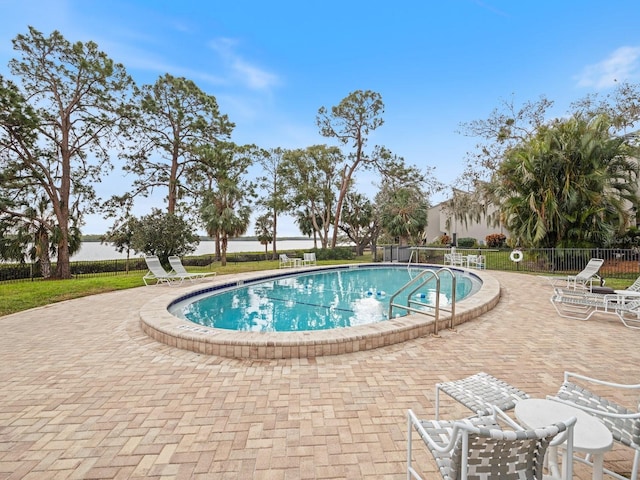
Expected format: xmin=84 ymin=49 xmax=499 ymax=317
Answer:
xmin=314 ymin=247 xmax=354 ymax=261
xmin=0 ymin=262 xmax=35 ymax=281
xmin=70 ymin=258 xmax=147 ymax=275
xmin=457 ymin=237 xmax=476 ymax=248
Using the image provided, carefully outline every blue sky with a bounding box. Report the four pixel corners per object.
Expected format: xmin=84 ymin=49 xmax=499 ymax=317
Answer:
xmin=1 ymin=0 xmax=640 ymax=235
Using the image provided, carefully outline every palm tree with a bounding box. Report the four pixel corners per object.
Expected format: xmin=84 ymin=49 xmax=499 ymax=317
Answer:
xmin=200 ymin=181 xmax=252 ymax=266
xmin=379 ymin=186 xmax=429 ymax=245
xmin=192 ymin=142 xmax=256 ymax=262
xmin=0 ymin=194 xmax=80 ymax=278
xmin=489 ymin=114 xmax=639 ymax=248
xmin=295 ymin=207 xmax=323 ymax=250
xmin=254 ymin=214 xmax=273 ymax=259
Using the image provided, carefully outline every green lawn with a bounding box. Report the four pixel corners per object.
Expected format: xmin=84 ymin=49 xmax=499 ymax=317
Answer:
xmin=0 ymin=258 xmax=369 ymax=317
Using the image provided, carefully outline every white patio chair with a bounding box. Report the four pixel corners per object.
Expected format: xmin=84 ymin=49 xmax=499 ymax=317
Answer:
xmin=435 ymin=372 xmax=530 ymax=419
xmin=407 ymin=406 xmax=576 ymax=480
xmin=279 ymin=254 xmax=299 ymax=268
xmin=465 ymin=254 xmax=486 ymax=269
xmin=143 ymin=255 xmax=184 ymax=286
xmin=550 ymin=287 xmax=640 ymax=329
xmin=464 ymin=254 xmax=477 ymax=267
xmin=445 ymin=252 xmax=465 ymax=267
xmin=302 ymin=252 xmax=316 ymax=266
xmin=550 ymin=371 xmax=640 ymax=480
xmin=168 ymin=256 xmax=216 ymax=281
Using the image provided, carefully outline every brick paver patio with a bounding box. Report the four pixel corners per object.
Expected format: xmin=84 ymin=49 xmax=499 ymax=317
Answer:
xmin=1 ymin=271 xmax=638 ymax=479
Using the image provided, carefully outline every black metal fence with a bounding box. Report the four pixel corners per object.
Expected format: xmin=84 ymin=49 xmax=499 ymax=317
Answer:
xmin=2 ymin=247 xmax=639 ymax=284
xmin=382 ymin=246 xmax=640 ymax=281
xmin=0 ymin=252 xmax=282 ymax=284
xmin=0 ymin=257 xmax=147 ymax=283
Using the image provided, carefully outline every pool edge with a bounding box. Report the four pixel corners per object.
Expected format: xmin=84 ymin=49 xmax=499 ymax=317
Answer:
xmin=139 ymin=263 xmax=501 ymax=359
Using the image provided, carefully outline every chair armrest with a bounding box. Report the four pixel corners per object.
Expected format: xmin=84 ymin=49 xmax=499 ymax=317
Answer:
xmin=407 ymin=409 xmax=462 ymax=453
xmin=564 ymin=371 xmax=640 ymax=390
xmin=490 ymin=405 xmax=525 ymax=431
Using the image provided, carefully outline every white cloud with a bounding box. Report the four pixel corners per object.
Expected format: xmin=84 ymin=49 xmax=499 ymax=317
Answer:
xmin=576 ymin=46 xmax=640 ymax=89
xmin=208 ymin=37 xmax=279 ymax=91
xmin=231 ymin=58 xmax=279 ymax=90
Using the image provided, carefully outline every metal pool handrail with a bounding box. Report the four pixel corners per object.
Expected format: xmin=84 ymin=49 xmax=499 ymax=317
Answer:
xmin=388 ymin=267 xmax=457 ymax=336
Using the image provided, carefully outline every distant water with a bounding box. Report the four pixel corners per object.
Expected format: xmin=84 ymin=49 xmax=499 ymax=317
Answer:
xmin=71 ymin=240 xmax=316 ymax=261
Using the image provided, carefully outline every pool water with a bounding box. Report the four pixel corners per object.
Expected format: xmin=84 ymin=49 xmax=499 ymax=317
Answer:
xmin=169 ymin=266 xmax=479 ymax=332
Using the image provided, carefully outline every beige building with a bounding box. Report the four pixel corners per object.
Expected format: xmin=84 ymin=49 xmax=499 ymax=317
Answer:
xmin=424 ymin=199 xmax=506 ymax=246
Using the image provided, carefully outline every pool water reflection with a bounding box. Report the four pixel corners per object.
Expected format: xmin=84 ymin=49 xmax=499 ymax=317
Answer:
xmin=169 ymin=266 xmax=479 ymax=332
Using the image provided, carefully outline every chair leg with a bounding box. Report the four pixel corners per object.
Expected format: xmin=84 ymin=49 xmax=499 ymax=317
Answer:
xmin=599 ymin=451 xmax=639 ymax=480
xmin=407 ymin=413 xmax=412 ymax=479
xmin=407 ymin=412 xmax=425 ymax=480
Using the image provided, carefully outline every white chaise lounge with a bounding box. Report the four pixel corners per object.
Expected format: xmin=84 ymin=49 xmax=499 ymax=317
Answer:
xmin=168 ymin=256 xmax=216 ymax=281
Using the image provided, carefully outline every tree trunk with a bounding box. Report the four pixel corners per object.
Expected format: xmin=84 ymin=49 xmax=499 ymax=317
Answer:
xmin=168 ymin=146 xmax=180 ymax=214
xmin=221 ymin=235 xmax=228 ymax=267
xmin=54 ymin=186 xmax=72 ymax=279
xmin=54 ymin=120 xmax=73 ymax=279
xmin=55 ymin=234 xmax=71 ymax=279
xmin=331 ymin=162 xmax=359 ymax=248
xmin=271 ymin=209 xmax=278 ymax=260
xmin=36 ymin=230 xmax=52 ymax=279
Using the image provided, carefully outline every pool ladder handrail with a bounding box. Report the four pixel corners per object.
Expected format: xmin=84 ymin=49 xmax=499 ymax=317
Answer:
xmin=387 ymin=268 xmax=456 ymax=336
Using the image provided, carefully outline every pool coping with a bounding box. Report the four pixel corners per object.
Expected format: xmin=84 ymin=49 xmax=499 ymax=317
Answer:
xmin=139 ymin=263 xmax=501 ymax=359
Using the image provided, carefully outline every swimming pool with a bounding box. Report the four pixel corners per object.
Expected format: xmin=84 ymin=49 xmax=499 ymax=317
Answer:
xmin=139 ymin=263 xmax=501 ymax=359
xmin=169 ymin=265 xmax=480 ymax=332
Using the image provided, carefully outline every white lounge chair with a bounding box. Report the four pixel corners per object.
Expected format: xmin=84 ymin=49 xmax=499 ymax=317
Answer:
xmin=143 ymin=255 xmax=186 ymax=286
xmin=550 ymin=371 xmax=640 ymax=480
xmin=562 ymin=258 xmax=605 ymax=289
xmin=622 ymin=275 xmax=640 ymax=294
xmin=302 ymin=252 xmax=316 ymax=266
xmin=168 ymin=256 xmax=216 ymax=281
xmin=550 ymin=287 xmax=640 ymax=329
xmin=407 ymin=405 xmax=576 ymax=480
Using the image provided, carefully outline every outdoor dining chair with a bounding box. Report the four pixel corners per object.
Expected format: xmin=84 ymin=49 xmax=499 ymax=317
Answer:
xmin=407 ymin=406 xmax=576 ymax=480
xmin=435 ymin=371 xmax=530 ymax=419
xmin=550 ymin=371 xmax=640 ymax=480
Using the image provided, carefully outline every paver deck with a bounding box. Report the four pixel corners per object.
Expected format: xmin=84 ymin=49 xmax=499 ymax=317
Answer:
xmin=1 ymin=271 xmax=638 ymax=479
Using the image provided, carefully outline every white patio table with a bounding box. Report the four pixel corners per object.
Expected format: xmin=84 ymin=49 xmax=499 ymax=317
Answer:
xmin=515 ymin=398 xmax=613 ymax=480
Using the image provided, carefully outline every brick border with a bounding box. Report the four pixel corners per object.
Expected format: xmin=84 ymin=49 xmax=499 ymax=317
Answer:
xmin=139 ymin=263 xmax=501 ymax=359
